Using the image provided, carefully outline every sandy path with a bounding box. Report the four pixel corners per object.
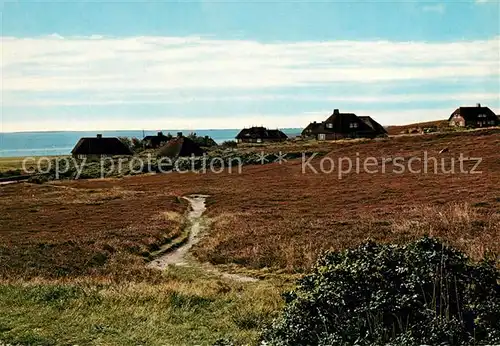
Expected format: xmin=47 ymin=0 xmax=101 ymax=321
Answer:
xmin=148 ymin=195 xmax=258 ymax=282
xmin=149 ymin=194 xmax=209 ymax=268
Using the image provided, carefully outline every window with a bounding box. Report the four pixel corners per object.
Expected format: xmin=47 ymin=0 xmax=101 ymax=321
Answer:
xmin=256 ymin=138 xmax=262 ymax=143
xmin=326 ymin=123 xmax=333 ymax=129
xmin=318 ymin=134 xmax=326 ymax=141
xmin=478 ymin=114 xmax=487 ymax=118
xmin=350 ymin=122 xmax=358 ymax=129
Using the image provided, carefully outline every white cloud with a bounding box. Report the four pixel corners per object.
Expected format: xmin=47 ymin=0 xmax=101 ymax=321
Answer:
xmin=0 ymin=108 xmax=452 ymax=132
xmin=0 ymin=113 xmax=312 ymax=132
xmin=4 ymin=92 xmax=499 ymax=107
xmin=2 ymin=35 xmax=499 ymax=93
xmin=1 ymin=35 xmax=499 ymax=131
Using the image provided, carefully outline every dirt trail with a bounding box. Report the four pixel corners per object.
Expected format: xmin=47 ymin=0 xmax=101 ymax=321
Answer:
xmin=148 ymin=195 xmax=258 ymax=282
xmin=149 ymin=195 xmax=208 ymax=268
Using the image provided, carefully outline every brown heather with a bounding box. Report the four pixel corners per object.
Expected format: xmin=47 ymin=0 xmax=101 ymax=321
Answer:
xmin=1 ymin=129 xmax=499 ymax=278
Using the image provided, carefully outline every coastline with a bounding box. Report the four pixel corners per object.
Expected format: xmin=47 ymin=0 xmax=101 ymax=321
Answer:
xmin=0 ymin=128 xmax=302 ymax=158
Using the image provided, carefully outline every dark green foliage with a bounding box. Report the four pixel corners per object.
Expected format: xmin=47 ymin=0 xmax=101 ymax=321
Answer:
xmin=118 ymin=136 xmax=145 ymax=153
xmin=262 ymin=237 xmax=500 ymax=345
xmin=213 ymin=338 xmax=237 ymax=346
xmin=0 ymin=169 xmax=22 ymax=179
xmin=28 ymin=174 xmax=50 ymax=184
xmin=25 ymin=285 xmax=83 ymax=306
xmin=168 ymin=291 xmax=214 ymax=310
xmin=187 ymin=132 xmax=218 ymax=147
xmin=221 ymin=140 xmax=238 ymax=148
xmin=0 ymin=332 xmax=56 ymax=346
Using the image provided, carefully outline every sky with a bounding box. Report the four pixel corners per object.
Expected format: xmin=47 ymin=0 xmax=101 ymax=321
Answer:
xmin=1 ymin=0 xmax=499 ymax=132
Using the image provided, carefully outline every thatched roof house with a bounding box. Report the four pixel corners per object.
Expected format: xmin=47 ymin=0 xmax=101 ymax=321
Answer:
xmin=448 ymin=104 xmax=498 ymax=128
xmin=158 ymin=133 xmax=205 ymax=158
xmin=143 ymin=132 xmax=172 ymax=149
xmin=302 ymin=121 xmax=325 ymax=135
xmin=235 ymin=127 xmax=288 ymax=143
xmin=302 ymin=109 xmax=387 ymax=140
xmin=358 ymin=116 xmax=388 ymax=135
xmin=71 ymin=134 xmax=133 ymax=157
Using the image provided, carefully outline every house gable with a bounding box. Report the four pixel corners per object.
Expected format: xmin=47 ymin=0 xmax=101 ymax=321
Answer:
xmin=236 ymin=127 xmax=288 ymax=142
xmin=71 ymin=135 xmax=133 ymax=157
xmin=303 ymin=109 xmax=387 ymax=139
xmin=448 ymin=104 xmax=498 ymax=127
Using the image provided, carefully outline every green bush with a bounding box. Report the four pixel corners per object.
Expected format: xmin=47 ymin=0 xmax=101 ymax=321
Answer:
xmin=0 ymin=169 xmax=22 ymax=178
xmin=118 ymin=136 xmax=145 ymax=153
xmin=221 ymin=140 xmax=238 ymax=148
xmin=262 ymin=237 xmax=500 ymax=345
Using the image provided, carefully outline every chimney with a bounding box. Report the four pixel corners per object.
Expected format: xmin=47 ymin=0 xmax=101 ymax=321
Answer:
xmin=96 ymin=134 xmax=102 ymax=139
xmin=333 ymin=109 xmax=339 ymax=115
xmin=177 ymin=132 xmax=183 ymax=138
xmin=476 ymin=103 xmax=481 ymax=108
xmin=158 ymin=131 xmax=163 ymax=136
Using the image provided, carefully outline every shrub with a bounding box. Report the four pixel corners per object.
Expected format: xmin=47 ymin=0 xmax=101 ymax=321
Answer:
xmin=0 ymin=169 xmax=22 ymax=178
xmin=28 ymin=174 xmax=49 ymax=184
xmin=262 ymin=237 xmax=500 ymax=346
xmin=221 ymin=140 xmax=238 ymax=148
xmin=187 ymin=132 xmax=218 ymax=147
xmin=118 ymin=136 xmax=145 ymax=153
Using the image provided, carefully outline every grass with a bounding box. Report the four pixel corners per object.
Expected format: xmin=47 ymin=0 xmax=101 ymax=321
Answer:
xmin=191 ymin=130 xmax=500 ymax=270
xmin=0 ymin=129 xmax=499 ymax=344
xmin=0 ymin=157 xmax=28 ymax=173
xmin=0 ymin=184 xmax=188 ymax=279
xmin=0 ymin=266 xmax=286 ymax=345
xmin=0 ymin=156 xmax=68 ymax=174
xmin=386 ymin=119 xmax=449 ymax=135
xmin=2 ymin=130 xmax=499 ymax=276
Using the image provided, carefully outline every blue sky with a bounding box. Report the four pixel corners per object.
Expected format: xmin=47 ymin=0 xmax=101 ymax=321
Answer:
xmin=1 ymin=0 xmax=499 ymax=131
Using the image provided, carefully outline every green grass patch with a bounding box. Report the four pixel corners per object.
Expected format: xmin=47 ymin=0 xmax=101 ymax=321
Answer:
xmin=0 ymin=266 xmax=286 ymax=345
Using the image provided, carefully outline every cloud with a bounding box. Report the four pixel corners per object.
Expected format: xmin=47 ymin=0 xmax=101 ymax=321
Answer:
xmin=2 ymin=35 xmax=499 ymax=93
xmin=4 ymin=92 xmax=499 ymax=107
xmin=0 ymin=108 xmax=459 ymax=132
xmin=0 ymin=113 xmax=313 ymax=132
xmin=1 ymin=35 xmax=499 ymax=131
xmin=422 ymin=3 xmax=446 ymax=13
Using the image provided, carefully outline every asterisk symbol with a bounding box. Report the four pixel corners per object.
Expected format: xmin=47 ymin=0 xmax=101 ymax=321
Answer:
xmin=257 ymin=151 xmax=268 ymax=165
xmin=275 ymin=151 xmax=287 ymax=164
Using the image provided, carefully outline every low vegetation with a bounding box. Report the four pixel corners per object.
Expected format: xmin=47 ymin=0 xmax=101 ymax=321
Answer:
xmin=0 ymin=156 xmax=58 ymax=176
xmin=118 ymin=136 xmax=146 ymax=153
xmin=1 ymin=129 xmax=499 ymax=344
xmin=0 ymin=157 xmax=27 ymax=173
xmin=262 ymin=237 xmax=500 ymax=345
xmin=0 ymin=266 xmax=285 ymax=345
xmin=0 ymin=184 xmax=187 ymax=280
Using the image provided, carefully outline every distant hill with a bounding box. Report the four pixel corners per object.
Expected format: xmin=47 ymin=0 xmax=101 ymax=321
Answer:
xmin=386 ymin=120 xmax=448 ymax=136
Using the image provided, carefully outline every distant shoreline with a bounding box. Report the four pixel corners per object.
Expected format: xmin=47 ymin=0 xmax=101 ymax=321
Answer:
xmin=0 ymin=128 xmax=303 ymax=158
xmin=0 ymin=128 xmax=302 ymax=135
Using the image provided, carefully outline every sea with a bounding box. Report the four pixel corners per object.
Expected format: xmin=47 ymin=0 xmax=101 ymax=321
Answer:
xmin=0 ymin=129 xmax=303 ymax=158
